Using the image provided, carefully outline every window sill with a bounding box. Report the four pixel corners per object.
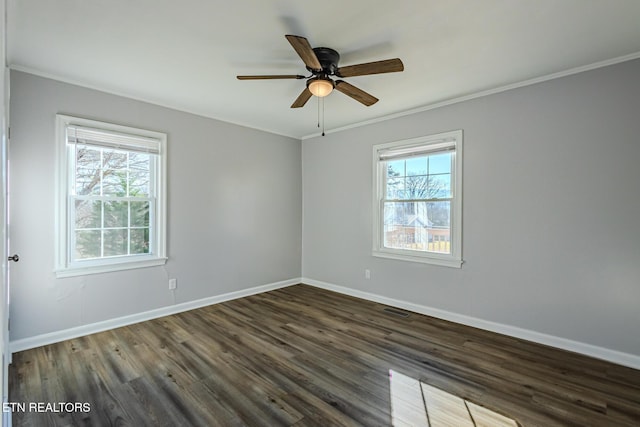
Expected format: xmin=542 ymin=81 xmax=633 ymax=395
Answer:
xmin=55 ymin=257 xmax=168 ymax=278
xmin=372 ymin=250 xmax=462 ymax=268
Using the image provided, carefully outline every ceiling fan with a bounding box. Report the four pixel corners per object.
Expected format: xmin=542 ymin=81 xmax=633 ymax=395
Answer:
xmin=237 ymin=35 xmax=404 ymax=108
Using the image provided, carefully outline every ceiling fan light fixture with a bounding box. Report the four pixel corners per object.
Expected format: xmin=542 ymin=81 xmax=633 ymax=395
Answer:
xmin=308 ymin=78 xmax=334 ymax=97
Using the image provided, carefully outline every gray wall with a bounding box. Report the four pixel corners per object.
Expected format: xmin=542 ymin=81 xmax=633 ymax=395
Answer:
xmin=9 ymin=71 xmax=302 ymax=340
xmin=302 ymin=59 xmax=640 ymax=356
xmin=9 ymin=59 xmax=640 ymax=359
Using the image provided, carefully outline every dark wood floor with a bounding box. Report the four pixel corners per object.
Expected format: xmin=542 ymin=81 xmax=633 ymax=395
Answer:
xmin=8 ymin=284 xmax=640 ymax=426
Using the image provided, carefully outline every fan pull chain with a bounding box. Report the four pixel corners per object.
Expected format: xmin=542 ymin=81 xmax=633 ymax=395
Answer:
xmin=322 ymin=97 xmax=325 ymax=136
xmin=316 ymin=96 xmax=326 ymax=136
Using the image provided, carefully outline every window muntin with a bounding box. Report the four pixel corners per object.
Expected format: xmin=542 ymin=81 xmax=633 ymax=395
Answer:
xmin=373 ymin=131 xmax=462 ymax=267
xmin=55 ymin=115 xmax=167 ymax=277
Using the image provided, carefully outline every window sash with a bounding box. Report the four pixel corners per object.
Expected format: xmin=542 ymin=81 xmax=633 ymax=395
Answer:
xmin=68 ymin=194 xmax=156 ymax=262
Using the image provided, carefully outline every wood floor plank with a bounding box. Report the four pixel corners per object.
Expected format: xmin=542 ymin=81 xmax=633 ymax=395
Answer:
xmin=8 ymin=284 xmax=640 ymax=426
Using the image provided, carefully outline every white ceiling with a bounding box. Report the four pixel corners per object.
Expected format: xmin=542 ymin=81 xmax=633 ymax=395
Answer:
xmin=8 ymin=0 xmax=640 ymax=139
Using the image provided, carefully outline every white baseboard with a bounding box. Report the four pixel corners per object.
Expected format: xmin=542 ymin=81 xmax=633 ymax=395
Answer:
xmin=302 ymin=277 xmax=640 ymax=370
xmin=10 ymin=278 xmax=301 ymax=353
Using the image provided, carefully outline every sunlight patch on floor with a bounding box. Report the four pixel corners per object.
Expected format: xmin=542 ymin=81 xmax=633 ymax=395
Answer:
xmin=389 ymin=370 xmax=519 ymax=427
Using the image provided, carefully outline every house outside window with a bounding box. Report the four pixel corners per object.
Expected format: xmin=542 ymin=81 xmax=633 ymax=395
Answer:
xmin=55 ymin=115 xmax=167 ymax=277
xmin=373 ymin=130 xmax=463 ymax=267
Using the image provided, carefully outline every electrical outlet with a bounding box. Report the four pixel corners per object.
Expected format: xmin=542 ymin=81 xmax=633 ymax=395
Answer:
xmin=169 ymin=278 xmax=177 ymax=290
xmin=365 ymin=269 xmax=371 ymax=279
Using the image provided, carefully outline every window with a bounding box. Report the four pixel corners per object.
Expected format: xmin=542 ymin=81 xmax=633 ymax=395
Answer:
xmin=55 ymin=115 xmax=167 ymax=277
xmin=373 ymin=130 xmax=462 ymax=267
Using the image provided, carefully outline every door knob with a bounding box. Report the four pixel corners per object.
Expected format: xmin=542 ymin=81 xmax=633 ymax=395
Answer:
xmin=7 ymin=254 xmax=19 ymax=262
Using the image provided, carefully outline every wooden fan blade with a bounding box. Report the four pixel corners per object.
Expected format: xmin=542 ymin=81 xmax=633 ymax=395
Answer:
xmin=237 ymin=75 xmax=306 ymax=80
xmin=291 ymin=87 xmax=313 ymax=108
xmin=285 ymin=35 xmax=322 ymax=71
xmin=336 ymin=58 xmax=404 ymax=77
xmin=334 ymin=80 xmax=378 ymax=106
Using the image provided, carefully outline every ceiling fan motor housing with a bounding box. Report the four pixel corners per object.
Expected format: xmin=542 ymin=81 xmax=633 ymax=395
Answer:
xmin=310 ymin=47 xmax=340 ymax=75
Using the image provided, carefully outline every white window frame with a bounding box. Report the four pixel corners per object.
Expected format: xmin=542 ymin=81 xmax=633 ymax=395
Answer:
xmin=372 ymin=130 xmax=463 ymax=268
xmin=55 ymin=115 xmax=167 ymax=277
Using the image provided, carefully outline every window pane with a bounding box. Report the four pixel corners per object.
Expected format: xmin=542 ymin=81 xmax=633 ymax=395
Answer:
xmin=129 ymin=170 xmax=150 ymax=197
xmin=383 ymin=201 xmax=428 ymax=250
xmin=129 ymin=152 xmax=150 ymax=171
xmin=386 ymin=177 xmax=403 ymax=199
xmin=101 ymin=150 xmax=128 ymax=196
xmin=74 ymin=199 xmax=101 ymax=229
xmin=130 ymin=228 xmax=150 ymax=254
xmin=104 ymin=229 xmax=128 ymax=257
xmin=404 ymin=175 xmax=430 ymax=199
xmin=387 ymin=160 xmax=404 ymax=178
xmin=427 ymin=200 xmax=451 ymax=228
xmin=104 ymin=201 xmax=128 ymax=228
xmin=102 ymin=170 xmax=127 ymax=196
xmin=426 ymin=201 xmax=451 ymax=254
xmin=130 ymin=201 xmax=150 ymax=227
xmin=76 ymin=146 xmax=101 ymax=169
xmin=428 ymin=153 xmax=452 ymax=175
xmin=405 ymin=157 xmax=427 ymax=176
xmin=75 ymin=146 xmax=102 ymax=196
xmin=75 ymin=230 xmax=101 ymax=259
xmin=428 ymin=174 xmax=451 ymax=198
xmin=102 ymin=150 xmax=127 ymax=170
xmin=75 ymin=169 xmax=102 ymax=196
